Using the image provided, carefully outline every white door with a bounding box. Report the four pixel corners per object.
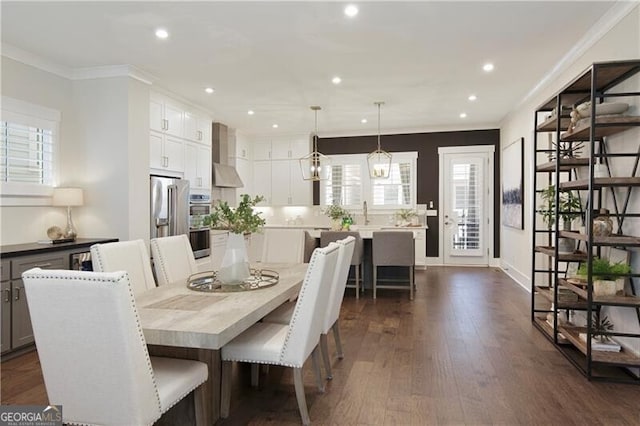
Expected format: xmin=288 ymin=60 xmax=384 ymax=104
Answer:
xmin=439 ymin=146 xmax=494 ymax=266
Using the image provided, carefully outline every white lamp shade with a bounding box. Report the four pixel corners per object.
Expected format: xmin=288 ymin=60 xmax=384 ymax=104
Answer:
xmin=52 ymin=187 xmax=84 ymax=207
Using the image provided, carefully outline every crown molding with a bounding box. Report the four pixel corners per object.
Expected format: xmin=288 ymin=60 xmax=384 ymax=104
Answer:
xmin=2 ymin=43 xmax=73 ymax=79
xmin=510 ymin=1 xmax=638 ymax=116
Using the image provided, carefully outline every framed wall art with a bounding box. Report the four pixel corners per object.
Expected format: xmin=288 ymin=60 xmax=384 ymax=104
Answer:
xmin=502 ymin=137 xmax=524 ymax=229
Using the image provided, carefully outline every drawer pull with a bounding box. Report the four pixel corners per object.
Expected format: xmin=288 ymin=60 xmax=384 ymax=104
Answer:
xmin=14 ymin=287 xmax=20 ymax=301
xmin=34 ymin=263 xmax=52 ymax=268
xmin=4 ymin=289 xmax=10 ymax=303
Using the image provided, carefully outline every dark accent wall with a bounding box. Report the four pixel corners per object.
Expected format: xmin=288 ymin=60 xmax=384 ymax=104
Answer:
xmin=315 ymin=129 xmax=501 ymax=258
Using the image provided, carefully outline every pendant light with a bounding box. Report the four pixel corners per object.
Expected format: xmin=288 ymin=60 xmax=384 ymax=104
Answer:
xmin=299 ymin=106 xmax=331 ymax=181
xmin=367 ymin=101 xmax=392 ymax=179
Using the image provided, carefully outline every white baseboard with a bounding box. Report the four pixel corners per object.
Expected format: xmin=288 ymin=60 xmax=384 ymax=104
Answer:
xmin=425 ymin=257 xmax=442 ymax=266
xmin=500 ymin=259 xmax=530 ymax=292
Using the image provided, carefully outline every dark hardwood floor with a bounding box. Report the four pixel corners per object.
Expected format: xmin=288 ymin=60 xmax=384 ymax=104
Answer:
xmin=2 ymin=267 xmax=639 ymax=425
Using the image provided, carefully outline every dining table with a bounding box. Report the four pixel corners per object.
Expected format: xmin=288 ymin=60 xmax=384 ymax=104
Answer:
xmin=136 ymin=262 xmax=308 ymax=425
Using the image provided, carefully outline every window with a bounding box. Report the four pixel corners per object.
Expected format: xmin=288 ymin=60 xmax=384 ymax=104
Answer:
xmin=321 ymin=152 xmax=417 ymax=210
xmin=1 ymin=97 xmax=59 ymax=199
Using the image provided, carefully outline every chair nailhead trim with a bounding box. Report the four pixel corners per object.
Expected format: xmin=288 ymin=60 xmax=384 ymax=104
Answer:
xmin=150 ymin=240 xmax=171 ymax=285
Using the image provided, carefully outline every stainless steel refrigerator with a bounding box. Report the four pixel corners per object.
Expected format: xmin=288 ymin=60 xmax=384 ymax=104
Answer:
xmin=150 ymin=175 xmax=190 ymax=239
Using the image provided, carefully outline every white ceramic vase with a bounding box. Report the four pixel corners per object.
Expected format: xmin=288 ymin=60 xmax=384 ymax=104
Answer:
xmin=218 ymin=232 xmax=251 ymax=285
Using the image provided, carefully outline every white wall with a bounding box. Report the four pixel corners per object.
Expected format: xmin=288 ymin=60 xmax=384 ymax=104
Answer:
xmin=499 ymin=5 xmax=640 ymax=288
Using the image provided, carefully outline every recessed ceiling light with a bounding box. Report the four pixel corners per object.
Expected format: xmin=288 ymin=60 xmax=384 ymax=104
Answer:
xmin=483 ymin=63 xmax=494 ymax=72
xmin=155 ymin=28 xmax=169 ymax=39
xmin=332 ymin=76 xmax=342 ymax=85
xmin=205 ymin=87 xmax=214 ymax=94
xmin=247 ymin=110 xmax=255 ymax=115
xmin=272 ymin=124 xmax=278 ymax=129
xmin=361 ymin=118 xmax=367 ymax=124
xmin=468 ymin=94 xmax=477 ymax=101
xmin=460 ymin=113 xmax=467 ymax=118
xmin=344 ymin=5 xmax=359 ymax=17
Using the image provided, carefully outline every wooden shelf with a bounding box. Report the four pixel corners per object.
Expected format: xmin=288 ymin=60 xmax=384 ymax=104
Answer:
xmin=533 ymin=316 xmax=569 ymax=345
xmin=535 ymin=286 xmax=587 ymax=309
xmin=536 ymin=158 xmax=590 ymax=172
xmin=558 ymin=177 xmax=640 ymax=190
xmin=560 ymin=115 xmax=640 ymax=141
xmin=559 ymin=278 xmax=640 ymax=307
xmin=535 ymin=246 xmax=588 ymax=261
xmin=560 ymin=326 xmax=640 ymax=367
xmin=559 ymin=230 xmax=640 ymax=246
xmin=536 ymin=115 xmax=572 ymax=132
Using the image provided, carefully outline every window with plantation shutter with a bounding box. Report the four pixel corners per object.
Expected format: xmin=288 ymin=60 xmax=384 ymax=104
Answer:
xmin=320 ymin=152 xmax=417 ymax=210
xmin=1 ymin=97 xmax=59 ymax=199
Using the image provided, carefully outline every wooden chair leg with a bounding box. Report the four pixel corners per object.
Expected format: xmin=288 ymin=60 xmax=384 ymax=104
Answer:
xmin=251 ymin=363 xmax=259 ymax=388
xmin=355 ymin=264 xmax=360 ymax=299
xmin=193 ymin=383 xmax=206 ymax=426
xmin=332 ymin=321 xmax=344 ymax=359
xmin=373 ymin=265 xmax=377 ymax=299
xmin=220 ymin=360 xmax=232 ymax=418
xmin=311 ymin=346 xmax=325 ymax=392
xmin=409 ymin=266 xmax=414 ymax=300
xmin=320 ymin=333 xmax=333 ymax=379
xmin=293 ymin=367 xmax=311 ymax=426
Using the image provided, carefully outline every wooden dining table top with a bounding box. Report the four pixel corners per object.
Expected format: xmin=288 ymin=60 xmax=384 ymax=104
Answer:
xmin=136 ymin=263 xmax=308 ymax=350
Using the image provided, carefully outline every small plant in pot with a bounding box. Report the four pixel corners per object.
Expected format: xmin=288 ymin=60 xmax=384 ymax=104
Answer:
xmin=576 ymin=257 xmax=631 ymax=296
xmin=540 ymin=185 xmax=581 ymax=253
xmin=324 ymin=204 xmax=352 ymax=230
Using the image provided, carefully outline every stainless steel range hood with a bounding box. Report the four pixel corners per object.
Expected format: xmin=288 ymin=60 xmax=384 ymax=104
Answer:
xmin=212 ymin=163 xmax=243 ymax=188
xmin=212 ymin=122 xmax=244 ymax=188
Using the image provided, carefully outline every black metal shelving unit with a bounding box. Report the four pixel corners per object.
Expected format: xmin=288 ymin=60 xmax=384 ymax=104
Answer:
xmin=531 ymin=60 xmax=640 ymax=384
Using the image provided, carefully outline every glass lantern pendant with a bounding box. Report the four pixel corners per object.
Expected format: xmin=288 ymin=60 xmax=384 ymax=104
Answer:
xmin=367 ymin=101 xmax=392 ymax=179
xmin=300 ymin=106 xmax=331 ymax=181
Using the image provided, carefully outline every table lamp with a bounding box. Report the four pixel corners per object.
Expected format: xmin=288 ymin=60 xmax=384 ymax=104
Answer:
xmin=52 ymin=187 xmax=84 ymax=240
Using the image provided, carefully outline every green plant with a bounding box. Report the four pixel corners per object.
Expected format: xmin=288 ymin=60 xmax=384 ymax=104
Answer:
xmin=539 ymin=185 xmax=581 ymax=227
xmin=205 ymin=194 xmax=265 ymax=234
xmin=577 ymin=257 xmax=631 ymax=280
xmin=323 ymin=204 xmax=350 ymax=221
xmin=395 ymin=208 xmax=418 ymax=221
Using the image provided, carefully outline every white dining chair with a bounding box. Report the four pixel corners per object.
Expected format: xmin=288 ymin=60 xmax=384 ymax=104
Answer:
xmin=263 ymin=236 xmax=355 ymax=379
xmin=21 ymin=268 xmax=208 ymax=426
xmin=261 ymin=228 xmax=305 ymax=263
xmin=221 ymin=244 xmax=340 ymax=425
xmin=320 ymin=231 xmax=363 ymax=298
xmin=91 ymin=239 xmax=157 ymax=295
xmin=150 ymin=234 xmax=198 ymax=286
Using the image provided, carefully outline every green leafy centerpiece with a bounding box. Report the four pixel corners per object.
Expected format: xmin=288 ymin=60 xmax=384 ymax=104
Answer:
xmin=324 ymin=204 xmax=352 ymax=230
xmin=205 ymin=194 xmax=265 ymax=285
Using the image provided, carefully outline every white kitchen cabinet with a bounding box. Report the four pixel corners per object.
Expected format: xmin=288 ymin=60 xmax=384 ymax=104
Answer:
xmin=234 ymin=157 xmax=252 ymax=201
xmin=253 ymin=142 xmax=272 ymax=161
xmin=247 ymin=232 xmax=265 ymax=264
xmin=269 ymin=159 xmax=311 ymax=205
xmin=150 ymin=95 xmax=184 ymax=138
xmin=150 ymin=132 xmax=185 ymax=174
xmin=271 ymin=138 xmax=309 ymax=160
xmin=232 ymin=135 xmax=251 ymax=160
xmin=252 ymin=160 xmax=271 ymax=205
xmin=414 ymin=229 xmax=427 ymax=268
xmin=289 ymin=162 xmax=311 ymax=205
xmin=185 ymin=111 xmax=211 ymax=144
xmin=185 ymin=142 xmax=211 ymax=190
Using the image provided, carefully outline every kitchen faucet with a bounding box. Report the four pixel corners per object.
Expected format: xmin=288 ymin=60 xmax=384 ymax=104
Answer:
xmin=363 ymin=201 xmax=370 ymax=225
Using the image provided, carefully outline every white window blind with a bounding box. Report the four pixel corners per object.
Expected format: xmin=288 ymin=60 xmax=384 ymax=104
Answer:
xmin=451 ymin=163 xmax=481 ymax=250
xmin=1 ymin=121 xmax=54 ymax=185
xmin=372 ymin=161 xmax=412 ymax=207
xmin=325 ymin=163 xmax=362 ymax=207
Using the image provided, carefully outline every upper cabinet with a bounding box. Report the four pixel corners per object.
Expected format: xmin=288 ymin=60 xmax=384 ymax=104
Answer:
xmin=184 ymin=111 xmax=212 ymax=145
xmin=150 ymin=95 xmax=184 ymax=138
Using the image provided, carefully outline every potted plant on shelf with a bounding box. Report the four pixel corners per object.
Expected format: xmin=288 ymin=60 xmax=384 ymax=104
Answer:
xmin=576 ymin=257 xmax=631 ymax=296
xmin=395 ymin=208 xmax=418 ymax=226
xmin=324 ymin=204 xmax=352 ymax=230
xmin=540 ymin=185 xmax=581 ymax=253
xmin=205 ymin=194 xmax=265 ymax=285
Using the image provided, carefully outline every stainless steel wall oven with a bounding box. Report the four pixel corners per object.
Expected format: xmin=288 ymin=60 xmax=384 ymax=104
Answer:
xmin=189 ymin=193 xmax=211 ymax=259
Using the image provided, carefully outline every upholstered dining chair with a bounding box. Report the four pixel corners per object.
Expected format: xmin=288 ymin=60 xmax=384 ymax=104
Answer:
xmin=260 ymin=228 xmax=306 ymax=263
xmin=21 ymin=268 xmax=208 ymax=426
xmin=221 ymin=244 xmax=340 ymax=426
xmin=263 ymin=236 xmax=355 ymax=380
xmin=90 ymin=239 xmax=157 ymax=295
xmin=372 ymin=231 xmax=415 ymax=300
xmin=320 ymin=230 xmax=363 ymax=298
xmin=150 ymin=234 xmax=198 ymax=286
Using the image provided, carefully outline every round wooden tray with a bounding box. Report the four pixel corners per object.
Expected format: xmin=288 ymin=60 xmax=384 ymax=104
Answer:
xmin=186 ymin=269 xmax=279 ymax=293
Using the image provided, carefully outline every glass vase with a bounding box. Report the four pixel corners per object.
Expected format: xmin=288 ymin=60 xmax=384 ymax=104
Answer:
xmin=218 ymin=233 xmax=250 ymax=285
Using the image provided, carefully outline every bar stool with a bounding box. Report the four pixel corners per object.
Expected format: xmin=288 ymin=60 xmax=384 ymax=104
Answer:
xmin=320 ymin=231 xmax=364 ymax=299
xmin=372 ymin=231 xmax=414 ymax=300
